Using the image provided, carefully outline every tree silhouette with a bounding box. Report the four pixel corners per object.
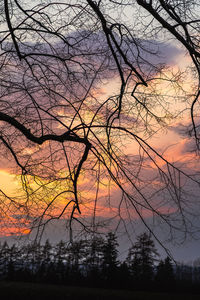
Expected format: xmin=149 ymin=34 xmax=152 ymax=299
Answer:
xmin=126 ymin=233 xmax=159 ymax=285
xmin=101 ymin=232 xmax=119 ymax=285
xmin=7 ymin=244 xmax=19 ymax=281
xmin=86 ymin=236 xmax=104 ymax=269
xmin=0 ymin=242 xmax=10 ymax=278
xmin=156 ymin=256 xmax=175 ymax=290
xmin=0 ymin=236 xmax=200 ymax=292
xmin=193 ymin=258 xmax=200 ymax=284
xmin=38 ymin=239 xmax=52 ymax=281
xmin=0 ymin=0 xmax=200 ymax=247
xmin=54 ymin=240 xmax=69 ymax=283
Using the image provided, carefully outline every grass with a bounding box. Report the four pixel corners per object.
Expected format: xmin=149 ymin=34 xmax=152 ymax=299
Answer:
xmin=0 ymin=281 xmax=200 ymax=300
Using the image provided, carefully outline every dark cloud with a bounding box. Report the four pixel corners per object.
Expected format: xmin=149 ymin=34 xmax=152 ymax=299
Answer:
xmin=169 ymin=122 xmax=198 ymax=154
xmin=146 ymin=41 xmax=183 ymax=65
xmin=2 ymin=29 xmax=182 ymax=75
xmin=181 ymin=138 xmax=196 ymax=154
xmin=66 ymin=30 xmax=183 ymax=74
xmin=169 ymin=122 xmax=192 ymax=137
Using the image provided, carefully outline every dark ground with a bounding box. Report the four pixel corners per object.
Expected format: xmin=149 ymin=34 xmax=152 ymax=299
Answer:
xmin=0 ymin=281 xmax=200 ymax=300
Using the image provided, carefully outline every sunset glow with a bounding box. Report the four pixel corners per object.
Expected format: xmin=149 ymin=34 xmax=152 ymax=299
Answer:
xmin=0 ymin=1 xmax=199 ymax=264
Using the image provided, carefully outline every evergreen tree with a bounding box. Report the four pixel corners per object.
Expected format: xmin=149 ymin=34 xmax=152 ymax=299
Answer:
xmin=118 ymin=261 xmax=130 ymax=288
xmin=0 ymin=241 xmax=9 ymax=277
xmin=102 ymin=232 xmax=119 ymax=284
xmin=85 ymin=235 xmax=105 ymax=286
xmin=7 ymin=244 xmax=19 ymax=280
xmin=42 ymin=239 xmax=52 ymax=264
xmin=38 ymin=239 xmax=52 ymax=281
xmin=67 ymin=240 xmax=87 ymax=283
xmin=126 ymin=232 xmax=159 ymax=285
xmin=68 ymin=239 xmax=87 ymax=267
xmin=193 ymin=258 xmax=200 ymax=284
xmin=24 ymin=242 xmax=42 ymax=279
xmin=54 ymin=240 xmax=68 ymax=282
xmin=87 ymin=235 xmax=105 ymax=269
xmin=156 ymin=257 xmax=175 ymax=290
xmin=54 ymin=240 xmax=67 ymax=264
xmin=102 ymin=232 xmax=119 ymax=268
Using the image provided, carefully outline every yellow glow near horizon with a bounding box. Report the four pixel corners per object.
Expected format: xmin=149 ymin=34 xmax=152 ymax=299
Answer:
xmin=0 ymin=170 xmax=19 ymax=196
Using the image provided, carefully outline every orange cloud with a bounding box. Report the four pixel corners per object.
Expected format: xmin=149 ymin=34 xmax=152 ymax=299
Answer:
xmin=0 ymin=227 xmax=31 ymax=237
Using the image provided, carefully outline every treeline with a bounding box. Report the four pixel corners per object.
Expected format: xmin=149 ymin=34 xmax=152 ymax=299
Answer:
xmin=0 ymin=232 xmax=200 ymax=293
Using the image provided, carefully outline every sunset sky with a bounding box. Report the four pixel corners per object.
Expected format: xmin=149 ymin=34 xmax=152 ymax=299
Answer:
xmin=0 ymin=45 xmax=199 ymax=262
xmin=0 ymin=0 xmax=200 ymax=264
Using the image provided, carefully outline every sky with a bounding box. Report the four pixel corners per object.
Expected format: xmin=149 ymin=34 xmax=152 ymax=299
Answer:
xmin=0 ymin=55 xmax=200 ymax=264
xmin=0 ymin=0 xmax=200 ymax=264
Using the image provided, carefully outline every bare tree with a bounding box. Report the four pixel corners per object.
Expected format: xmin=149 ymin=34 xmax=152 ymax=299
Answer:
xmin=0 ymin=0 xmax=200 ymax=251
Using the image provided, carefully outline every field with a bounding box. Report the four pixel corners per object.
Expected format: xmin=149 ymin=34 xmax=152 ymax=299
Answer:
xmin=0 ymin=281 xmax=200 ymax=300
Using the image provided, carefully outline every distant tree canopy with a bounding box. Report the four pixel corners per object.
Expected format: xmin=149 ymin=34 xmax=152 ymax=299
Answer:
xmin=0 ymin=1 xmax=200 ymax=245
xmin=0 ymin=232 xmax=199 ymax=292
